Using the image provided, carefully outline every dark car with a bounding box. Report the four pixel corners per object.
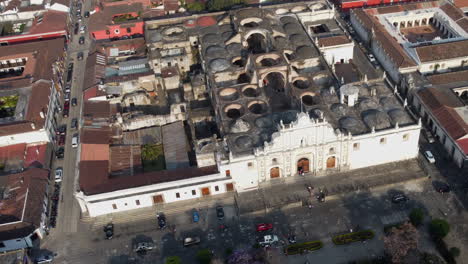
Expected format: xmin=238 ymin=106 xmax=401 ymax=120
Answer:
xmin=434 ymin=181 xmax=451 ymax=193
xmin=391 ymin=194 xmax=409 ymax=204
xmin=71 ymin=118 xmax=78 ymax=129
xmin=79 ymin=36 xmax=85 ymax=45
xmin=64 ymin=92 xmax=70 ymax=101
xmin=216 ymin=206 xmax=224 ymax=219
xmin=71 ymin=97 xmax=77 ymax=106
xmin=74 ymin=23 xmax=79 ymax=35
xmin=104 ymin=223 xmax=114 ymax=239
xmin=77 ymin=52 xmax=83 ymax=61
xmin=157 ymin=213 xmax=166 ymax=229
xmin=56 ymin=147 xmax=65 ymax=159
xmin=56 ymin=124 xmax=67 ymax=135
xmin=84 ymin=11 xmax=90 ymax=18
xmin=58 ymin=134 xmax=66 ymax=146
xmin=64 ymin=101 xmax=70 ymax=110
xmin=62 ymin=108 xmax=69 ymax=118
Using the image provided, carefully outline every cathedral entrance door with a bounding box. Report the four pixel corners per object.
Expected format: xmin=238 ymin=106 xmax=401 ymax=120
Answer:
xmin=297 ymin=158 xmax=310 ymax=173
xmin=270 ymin=167 xmax=280 ymax=178
xmin=326 ymin=156 xmax=336 ymax=168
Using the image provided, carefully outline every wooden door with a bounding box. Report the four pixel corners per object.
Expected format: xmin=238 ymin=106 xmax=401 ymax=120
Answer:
xmin=270 ymin=167 xmax=280 ymax=178
xmin=226 ymin=183 xmax=234 ymax=192
xmin=201 ymin=187 xmax=211 ymax=196
xmin=152 ymin=194 xmax=164 ymax=204
xmin=326 ymin=156 xmax=336 ymax=169
xmin=297 ymin=158 xmax=310 ymax=173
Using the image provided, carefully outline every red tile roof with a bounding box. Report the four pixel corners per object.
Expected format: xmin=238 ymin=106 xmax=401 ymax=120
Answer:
xmin=81 ymin=127 xmax=112 ymax=144
xmin=109 ymin=145 xmax=142 ymax=173
xmin=416 ymin=40 xmax=468 ymax=63
xmin=454 ymin=0 xmax=468 ymax=8
xmin=24 ymin=143 xmax=47 ymax=168
xmin=457 ymin=138 xmax=468 ymax=155
xmin=81 ymin=144 xmax=110 ymax=161
xmin=28 ymin=10 xmax=68 ymax=35
xmin=80 ymin=164 xmax=219 ymax=195
xmin=0 ymin=143 xmax=26 ymax=163
xmin=418 ymin=88 xmax=468 ymax=140
xmin=25 ymin=81 xmax=52 ymax=130
xmin=427 ymin=70 xmax=468 ymax=85
xmin=318 ymin=35 xmax=351 ymax=47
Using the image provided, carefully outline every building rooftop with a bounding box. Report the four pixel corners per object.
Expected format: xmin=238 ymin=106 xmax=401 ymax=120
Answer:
xmin=161 ymin=121 xmax=190 ymax=170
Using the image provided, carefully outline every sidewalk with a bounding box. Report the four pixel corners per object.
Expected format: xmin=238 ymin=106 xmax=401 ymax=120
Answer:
xmin=238 ymin=159 xmax=426 ymax=215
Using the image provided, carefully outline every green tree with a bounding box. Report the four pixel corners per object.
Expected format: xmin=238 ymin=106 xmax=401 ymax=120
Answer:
xmin=429 ymin=219 xmax=450 ymax=239
xmin=166 ymin=256 xmax=182 ymax=264
xmin=196 ymin=249 xmax=213 ymax=264
xmin=207 ymin=0 xmax=245 ymax=11
xmin=409 ymin=208 xmax=424 ymax=227
xmin=187 ymin=2 xmax=206 ymax=12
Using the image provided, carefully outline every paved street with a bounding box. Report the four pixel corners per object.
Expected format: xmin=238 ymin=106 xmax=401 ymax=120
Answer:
xmin=41 ymin=164 xmax=465 ymax=264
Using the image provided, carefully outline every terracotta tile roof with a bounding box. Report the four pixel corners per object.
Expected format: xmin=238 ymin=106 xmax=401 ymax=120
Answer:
xmin=81 ymin=144 xmax=110 ymax=161
xmin=0 ymin=122 xmax=35 ymax=137
xmin=28 ymin=10 xmax=68 ymax=35
xmin=418 ymin=88 xmax=468 ymax=140
xmin=456 ymin=138 xmax=468 ymax=155
xmin=454 ymin=0 xmax=468 ymax=8
xmin=80 ymin=127 xmax=112 ymax=144
xmin=427 ymin=70 xmax=468 ymax=85
xmin=162 ymin=121 xmax=190 ymax=170
xmin=440 ymin=2 xmax=464 ymax=21
xmin=24 ymin=143 xmax=47 ymax=168
xmin=80 ymin=164 xmax=219 ymax=195
xmin=0 ymin=168 xmax=48 ymax=240
xmin=318 ymin=35 xmax=351 ymax=47
xmin=83 ymin=101 xmax=111 ymax=119
xmin=456 ymin=18 xmax=468 ymax=33
xmin=83 ymin=86 xmax=107 ymax=101
xmin=0 ymin=143 xmax=26 ymax=163
xmin=163 ymin=0 xmax=179 ymax=11
xmin=110 ymin=145 xmax=142 ymax=173
xmin=88 ymin=3 xmax=144 ymax=32
xmin=83 ymin=52 xmax=106 ymax=90
xmin=25 ymin=81 xmax=51 ymax=130
xmin=416 ymin=40 xmax=468 ymax=63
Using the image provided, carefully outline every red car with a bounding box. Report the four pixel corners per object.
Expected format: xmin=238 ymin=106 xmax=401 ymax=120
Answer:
xmin=256 ymin=223 xmax=273 ymax=232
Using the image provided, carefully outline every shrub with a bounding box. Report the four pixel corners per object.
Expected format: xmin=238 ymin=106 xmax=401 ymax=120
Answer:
xmin=433 ymin=238 xmax=456 ymax=264
xmin=429 ymin=219 xmax=450 ymax=239
xmin=166 ymin=256 xmax=181 ymax=264
xmin=224 ymin=247 xmax=233 ymax=257
xmin=332 ymin=230 xmax=375 ymax=245
xmin=409 ymin=208 xmax=424 ymax=227
xmin=284 ymin=240 xmax=323 ymax=255
xmin=384 ymin=222 xmax=404 ymax=234
xmin=196 ymin=249 xmax=213 ymax=264
xmin=449 ymin=247 xmax=460 ymax=258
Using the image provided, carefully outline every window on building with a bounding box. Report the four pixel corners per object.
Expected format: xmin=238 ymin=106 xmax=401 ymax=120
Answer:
xmin=106 ymin=30 xmax=110 ymax=35
xmin=225 ymin=170 xmax=231 ymax=177
xmin=192 ymin=190 xmax=196 ymax=195
xmin=247 ymin=162 xmax=253 ymax=168
xmin=353 ymin=143 xmax=360 ymax=150
xmin=380 ymin=138 xmax=386 ymax=144
xmin=136 ymin=200 xmax=140 ymax=205
xmin=180 ymin=58 xmax=183 ymax=62
xmin=112 ymin=204 xmax=117 ymax=210
xmin=403 ymin=134 xmax=409 ymax=141
xmin=127 ymin=27 xmax=131 ymax=33
xmin=168 ymin=62 xmax=172 ymax=67
xmin=329 ymin=147 xmax=335 ymax=154
xmin=272 ymin=158 xmax=277 ymax=163
xmin=176 ymin=192 xmax=180 ymax=198
xmin=114 ymin=29 xmax=120 ymax=34
xmin=215 ymin=186 xmax=219 ymax=191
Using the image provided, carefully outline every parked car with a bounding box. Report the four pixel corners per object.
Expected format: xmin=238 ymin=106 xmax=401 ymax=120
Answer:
xmin=35 ymin=253 xmax=56 ymax=264
xmin=56 ymin=147 xmax=64 ymax=159
xmin=424 ymin=150 xmax=436 ymax=164
xmin=133 ymin=242 xmax=155 ymax=252
xmin=259 ymin=235 xmax=279 ymax=247
xmin=391 ymin=194 xmax=409 ymax=204
xmin=77 ymin=52 xmax=83 ymax=61
xmin=104 ymin=223 xmax=114 ymax=239
xmin=64 ymin=92 xmax=70 ymax=101
xmin=84 ymin=11 xmax=90 ymax=18
xmin=157 ymin=213 xmax=166 ymax=229
xmin=71 ymin=118 xmax=78 ymax=129
xmin=57 ymin=124 xmax=67 ymax=135
xmin=79 ymin=36 xmax=85 ymax=45
xmin=65 ymin=84 xmax=71 ymax=93
xmin=79 ymin=25 xmax=86 ymax=34
xmin=62 ymin=108 xmax=69 ymax=118
xmin=58 ymin=134 xmax=66 ymax=146
xmin=64 ymin=101 xmax=70 ymax=110
xmin=192 ymin=210 xmax=200 ymax=223
xmin=183 ymin=236 xmax=201 ymax=247
xmin=72 ymin=133 xmax=79 ymax=148
xmin=216 ymin=206 xmax=224 ymax=219
xmin=74 ymin=23 xmax=79 ymax=35
xmin=55 ymin=167 xmax=63 ymax=182
xmin=256 ymin=223 xmax=273 ymax=232
xmin=71 ymin=97 xmax=78 ymax=106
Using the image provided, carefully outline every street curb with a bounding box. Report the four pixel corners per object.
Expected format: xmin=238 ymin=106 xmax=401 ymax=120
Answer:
xmin=241 ymin=176 xmax=428 ymax=217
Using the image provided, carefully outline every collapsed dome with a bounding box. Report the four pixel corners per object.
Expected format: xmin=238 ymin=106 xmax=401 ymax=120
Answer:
xmin=295 ymin=46 xmax=315 ymax=59
xmin=235 ymin=135 xmax=254 ymax=149
xmin=331 ymin=103 xmax=348 ymax=117
xmin=358 ymin=98 xmax=379 ymax=111
xmin=230 ymin=119 xmax=251 ymax=133
xmin=339 ymin=116 xmax=362 ymax=134
xmin=388 ymin=109 xmax=412 ymax=125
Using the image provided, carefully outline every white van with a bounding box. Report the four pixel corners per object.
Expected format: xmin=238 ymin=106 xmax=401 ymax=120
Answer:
xmin=72 ymin=134 xmax=79 ymax=148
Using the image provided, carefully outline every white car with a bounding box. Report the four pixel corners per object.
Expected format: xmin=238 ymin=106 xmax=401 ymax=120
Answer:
xmin=259 ymin=235 xmax=279 ymax=247
xmin=55 ymin=167 xmax=63 ymax=182
xmin=424 ymin=150 xmax=436 ymax=163
xmin=72 ymin=133 xmax=79 ymax=148
xmin=79 ymin=25 xmax=86 ymax=34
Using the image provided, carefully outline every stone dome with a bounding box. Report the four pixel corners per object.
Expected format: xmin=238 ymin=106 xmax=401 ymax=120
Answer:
xmin=255 ymin=116 xmax=274 ymax=128
xmin=226 ymin=43 xmax=242 ymax=53
xmin=205 ymin=45 xmax=226 ymax=57
xmin=388 ymin=109 xmax=412 ymax=125
xmin=283 ymin=22 xmax=302 ymax=33
xmin=230 ymin=119 xmax=251 ymax=133
xmin=235 ymin=135 xmax=254 ymax=149
xmin=358 ymin=98 xmax=379 ymax=111
xmin=380 ymin=96 xmax=399 ymax=110
xmin=362 ymin=109 xmax=391 ymax=130
xmin=209 ymin=58 xmax=230 ymax=73
xmin=203 ymin=33 xmax=219 ymax=44
xmin=289 ymin=34 xmax=308 ymax=43
xmin=280 ymin=16 xmax=297 ymax=24
xmin=339 ymin=116 xmax=362 ymax=134
xmin=149 ymin=31 xmax=163 ymax=42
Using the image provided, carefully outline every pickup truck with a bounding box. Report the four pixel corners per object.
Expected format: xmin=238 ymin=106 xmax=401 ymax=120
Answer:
xmin=259 ymin=235 xmax=279 ymax=247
